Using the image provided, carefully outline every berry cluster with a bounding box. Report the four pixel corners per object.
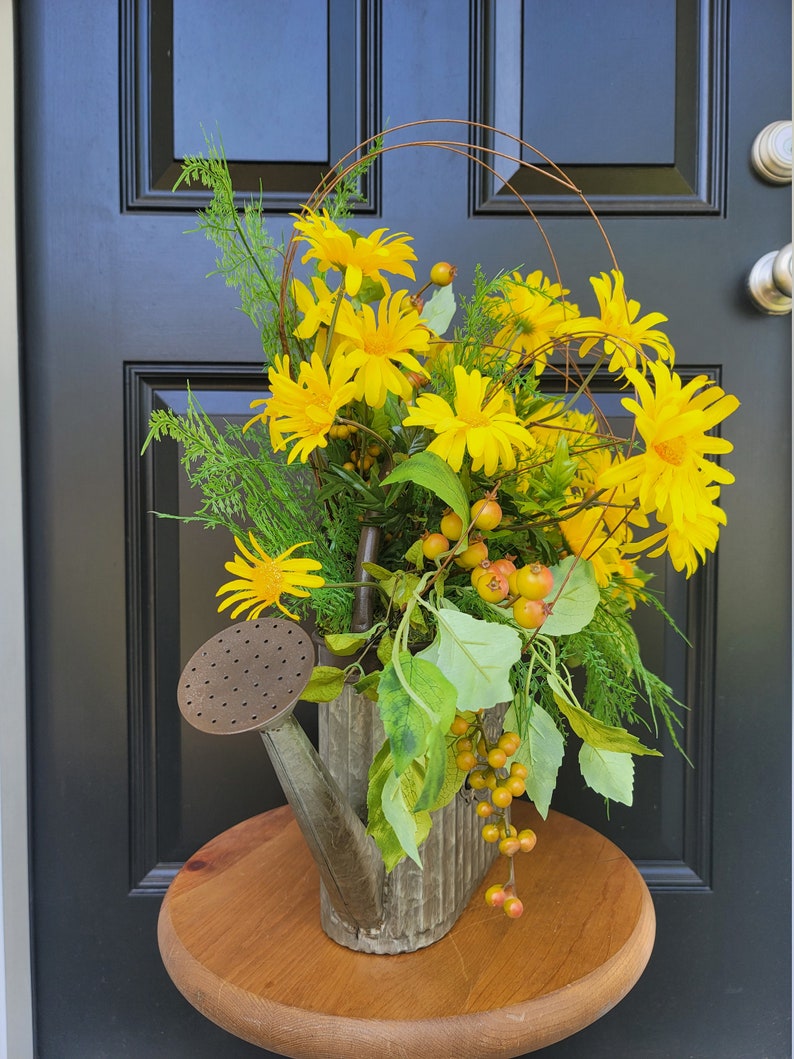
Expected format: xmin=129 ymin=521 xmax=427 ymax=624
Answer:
xmin=421 ymin=494 xmax=555 ymax=631
xmin=450 ymin=713 xmax=537 ymax=919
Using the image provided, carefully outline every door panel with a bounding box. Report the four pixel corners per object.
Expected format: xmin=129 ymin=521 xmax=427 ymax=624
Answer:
xmin=22 ymin=1 xmax=791 ymax=1056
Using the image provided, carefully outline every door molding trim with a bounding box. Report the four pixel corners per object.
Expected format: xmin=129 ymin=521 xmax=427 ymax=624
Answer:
xmin=1 ymin=1 xmax=34 ymax=1056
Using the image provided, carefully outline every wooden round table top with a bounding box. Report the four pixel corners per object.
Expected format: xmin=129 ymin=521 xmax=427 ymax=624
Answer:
xmin=158 ymin=802 xmax=655 ymax=1059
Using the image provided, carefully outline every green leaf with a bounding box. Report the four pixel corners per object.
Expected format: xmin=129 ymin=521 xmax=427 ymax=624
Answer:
xmin=552 ymin=691 xmax=662 ymax=756
xmin=423 ymin=607 xmax=521 ymax=710
xmin=412 ymin=725 xmax=448 ymax=813
xmin=403 ymin=537 xmax=425 ymax=569
xmin=324 ymin=631 xmax=373 ymax=656
xmin=354 ymin=669 xmax=381 ymax=701
xmin=362 ymin=563 xmax=422 ymax=609
xmin=301 ymin=665 xmax=346 ymax=702
xmin=377 ymin=654 xmax=457 ymax=774
xmin=352 ymin=275 xmax=386 ymax=307
xmin=381 ymin=771 xmax=423 ymax=866
xmin=376 ymin=631 xmax=394 ymax=666
xmin=541 ymin=555 xmax=600 ymax=636
xmin=421 ymin=283 xmax=456 ymax=336
xmin=425 ymin=735 xmax=467 ymax=812
xmin=366 ymin=742 xmax=431 ymax=870
xmin=578 ymin=744 xmax=634 ymax=805
xmin=381 ymin=451 xmax=469 ymax=528
xmin=505 ymin=700 xmax=564 ymax=819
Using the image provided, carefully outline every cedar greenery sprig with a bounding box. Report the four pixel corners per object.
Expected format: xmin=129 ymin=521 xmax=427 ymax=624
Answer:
xmin=143 ymin=390 xmax=360 ymax=631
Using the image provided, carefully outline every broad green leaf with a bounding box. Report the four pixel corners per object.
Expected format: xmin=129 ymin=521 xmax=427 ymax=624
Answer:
xmin=381 ymin=771 xmax=423 ymax=866
xmin=362 ymin=563 xmax=421 ymax=608
xmin=426 ymin=734 xmax=467 ymax=812
xmin=413 ymin=725 xmax=448 ymax=813
xmin=324 ymin=631 xmax=373 ymax=656
xmin=351 ymin=275 xmax=386 ymax=307
xmin=552 ymin=692 xmax=662 ymax=757
xmin=420 ymin=283 xmax=456 ymax=336
xmin=427 ymin=607 xmax=521 ymax=710
xmin=354 ymin=669 xmax=381 ymax=702
xmin=381 ymin=451 xmax=469 ymax=528
xmin=505 ymin=700 xmax=564 ymax=819
xmin=377 ymin=654 xmax=457 ymax=774
xmin=403 ymin=537 xmax=425 ymax=569
xmin=301 ymin=665 xmax=346 ymax=702
xmin=540 ymin=555 xmax=600 ymax=636
xmin=366 ymin=742 xmax=431 ymax=870
xmin=579 ymin=744 xmax=634 ymax=805
xmin=376 ymin=631 xmax=394 ymax=666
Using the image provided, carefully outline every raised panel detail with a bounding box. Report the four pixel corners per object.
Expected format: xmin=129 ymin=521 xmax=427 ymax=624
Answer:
xmin=126 ymin=363 xmax=715 ymax=893
xmin=470 ymin=0 xmax=726 ymax=214
xmin=126 ymin=363 xmax=305 ymax=892
xmin=172 ymin=0 xmax=330 ymax=163
xmin=121 ymin=0 xmax=381 ymax=212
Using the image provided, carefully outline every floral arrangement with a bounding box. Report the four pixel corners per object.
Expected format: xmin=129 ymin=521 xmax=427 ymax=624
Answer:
xmin=146 ymin=129 xmax=738 ymax=919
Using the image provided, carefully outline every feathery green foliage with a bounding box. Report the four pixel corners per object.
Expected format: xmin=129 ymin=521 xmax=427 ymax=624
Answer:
xmin=143 ymin=390 xmax=359 ymax=630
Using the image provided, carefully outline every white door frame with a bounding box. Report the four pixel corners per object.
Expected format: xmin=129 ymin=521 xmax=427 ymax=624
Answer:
xmin=0 ymin=1 xmax=34 ymax=1056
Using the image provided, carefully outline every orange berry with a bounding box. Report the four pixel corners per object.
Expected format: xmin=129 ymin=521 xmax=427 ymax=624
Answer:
xmin=487 ymin=747 xmax=508 ymax=769
xmin=499 ymin=836 xmax=521 ymax=857
xmin=515 ymin=562 xmax=554 ymax=600
xmin=475 ymin=800 xmax=494 ymax=818
xmin=512 ymin=597 xmax=548 ymax=629
xmin=450 ymin=714 xmax=470 ymax=736
xmin=430 ymin=261 xmax=457 ymax=286
xmin=455 ymin=539 xmax=489 ymax=569
xmin=518 ymin=828 xmax=537 ymax=853
xmin=504 ymin=775 xmax=526 ymax=797
xmin=503 ymin=896 xmax=524 ymax=918
xmin=470 ymin=498 xmax=502 ymax=530
xmin=484 ymin=884 xmax=506 ymax=907
xmin=422 ymin=532 xmax=449 ymax=560
xmin=491 ymin=786 xmax=513 ymax=809
xmin=440 ymin=509 xmax=464 ymax=540
xmin=476 ymin=572 xmax=509 ymax=604
xmin=481 ymin=823 xmax=500 ymax=843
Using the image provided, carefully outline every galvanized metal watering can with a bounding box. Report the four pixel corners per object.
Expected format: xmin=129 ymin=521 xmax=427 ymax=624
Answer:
xmin=177 ymin=546 xmax=499 ymax=953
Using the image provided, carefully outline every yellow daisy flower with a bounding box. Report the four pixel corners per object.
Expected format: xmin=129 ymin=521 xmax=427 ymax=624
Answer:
xmin=562 ymin=269 xmax=674 ymax=374
xmin=402 ymin=365 xmax=536 ymax=477
xmin=217 ymin=534 xmax=325 ymax=621
xmin=333 ymin=290 xmax=430 ymax=407
xmin=598 ymin=359 xmax=739 ymax=534
xmin=245 ymin=351 xmax=357 ymax=464
xmin=489 ymin=270 xmax=579 ymax=373
xmin=623 ymin=486 xmax=727 ymax=577
xmin=291 ymin=276 xmax=338 ymax=340
xmin=561 ymin=504 xmax=629 ymax=588
xmin=291 ymin=208 xmax=417 ymax=297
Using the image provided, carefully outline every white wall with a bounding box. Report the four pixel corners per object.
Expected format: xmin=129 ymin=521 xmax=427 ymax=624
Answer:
xmin=0 ymin=0 xmax=34 ymax=1055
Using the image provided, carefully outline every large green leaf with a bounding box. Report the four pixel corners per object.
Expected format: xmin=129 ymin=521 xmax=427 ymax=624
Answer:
xmin=420 ymin=283 xmax=456 ymax=336
xmin=366 ymin=742 xmax=431 ymax=870
xmin=540 ymin=555 xmax=600 ymax=636
xmin=377 ymin=653 xmax=458 ymax=774
xmin=381 ymin=451 xmax=469 ymax=527
xmin=423 ymin=607 xmax=521 ymax=711
xmin=552 ymin=687 xmax=662 ymax=757
xmin=300 ymin=666 xmax=346 ymax=702
xmin=412 ymin=725 xmax=448 ymax=813
xmin=323 ymin=630 xmax=375 ymax=656
xmin=362 ymin=563 xmax=422 ymax=609
xmin=578 ymin=744 xmax=634 ymax=805
xmin=505 ymin=700 xmax=564 ymax=819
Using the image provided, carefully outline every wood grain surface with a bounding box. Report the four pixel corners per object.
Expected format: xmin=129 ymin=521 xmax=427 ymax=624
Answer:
xmin=158 ymin=802 xmax=655 ymax=1058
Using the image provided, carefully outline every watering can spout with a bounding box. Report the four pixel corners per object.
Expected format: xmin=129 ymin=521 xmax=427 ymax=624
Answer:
xmin=177 ymin=619 xmax=385 ymax=935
